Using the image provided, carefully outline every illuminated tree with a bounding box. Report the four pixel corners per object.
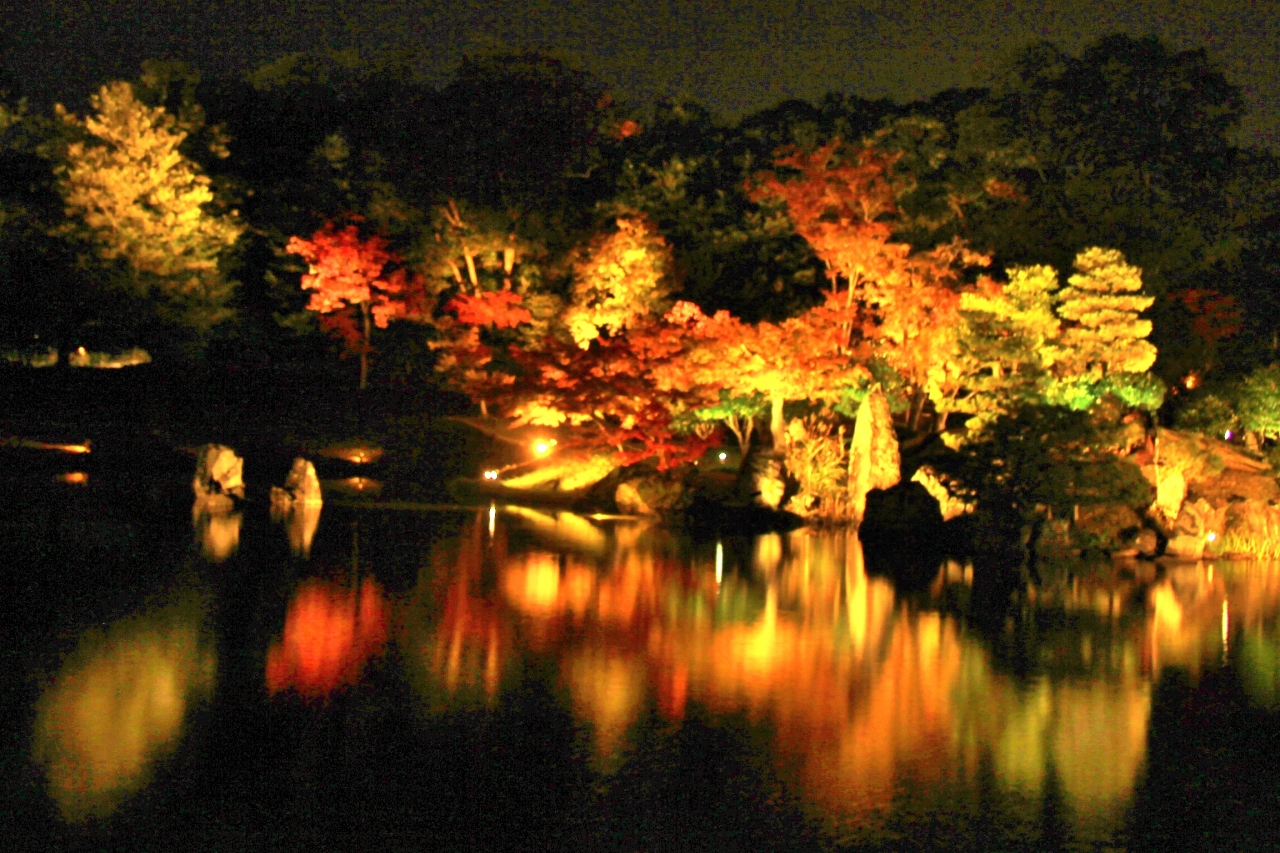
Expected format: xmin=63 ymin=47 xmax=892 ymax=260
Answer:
xmin=955 ymin=251 xmax=1163 ymax=426
xmin=421 ymin=198 xmax=542 ymax=299
xmin=423 ymin=198 xmax=549 ymax=413
xmin=285 ymin=220 xmax=422 ymax=388
xmin=1236 ymin=364 xmax=1280 ymax=442
xmin=749 ymin=140 xmax=986 ymax=431
xmin=55 ymin=81 xmax=243 ymax=337
xmin=564 ymin=216 xmax=674 ymax=348
xmin=1046 ymin=246 xmax=1157 ymax=409
xmin=954 ymin=264 xmax=1062 ymax=429
xmin=503 ymin=308 xmax=721 ymax=470
xmin=1176 ymin=287 xmax=1243 ymax=373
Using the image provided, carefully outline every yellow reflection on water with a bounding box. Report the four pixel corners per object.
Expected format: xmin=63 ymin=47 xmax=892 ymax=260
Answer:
xmin=31 ymin=598 xmax=216 ymax=822
xmin=192 ymin=505 xmax=241 ymax=563
xmin=270 ymin=499 xmax=321 ymax=559
xmin=563 ymin=649 xmax=646 ymax=765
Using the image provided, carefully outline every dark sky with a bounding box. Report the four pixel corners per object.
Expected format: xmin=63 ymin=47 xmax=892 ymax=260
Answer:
xmin=7 ymin=0 xmax=1279 ymax=146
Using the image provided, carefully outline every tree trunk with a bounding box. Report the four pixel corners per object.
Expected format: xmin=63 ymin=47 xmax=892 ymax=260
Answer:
xmin=907 ymin=388 xmax=926 ymax=432
xmin=770 ymin=394 xmax=786 ymax=449
xmin=359 ymin=302 xmax=371 ymax=390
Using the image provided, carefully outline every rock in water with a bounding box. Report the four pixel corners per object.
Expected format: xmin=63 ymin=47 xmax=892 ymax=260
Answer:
xmin=271 ymin=458 xmax=322 ymax=508
xmin=269 ymin=458 xmax=322 ymax=559
xmin=850 ymin=385 xmax=900 ymax=523
xmin=193 ymin=444 xmax=244 ymax=509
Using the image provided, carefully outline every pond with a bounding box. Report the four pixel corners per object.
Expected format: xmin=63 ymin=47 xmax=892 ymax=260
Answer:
xmin=4 ymin=459 xmax=1280 ymax=851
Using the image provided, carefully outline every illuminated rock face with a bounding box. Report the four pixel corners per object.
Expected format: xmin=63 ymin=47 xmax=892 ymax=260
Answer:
xmin=270 ymin=459 xmax=323 ymax=557
xmin=31 ymin=602 xmax=216 ymax=823
xmin=740 ymin=450 xmax=786 ymax=509
xmin=849 ymin=385 xmax=900 ymax=523
xmin=271 ymin=457 xmax=322 ymax=506
xmin=192 ymin=444 xmax=244 ymax=508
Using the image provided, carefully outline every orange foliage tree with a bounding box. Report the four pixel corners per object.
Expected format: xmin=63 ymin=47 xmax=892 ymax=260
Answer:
xmin=750 ymin=140 xmax=987 ymax=431
xmin=501 ymin=304 xmax=723 ymax=469
xmin=286 ymin=219 xmax=426 ymax=388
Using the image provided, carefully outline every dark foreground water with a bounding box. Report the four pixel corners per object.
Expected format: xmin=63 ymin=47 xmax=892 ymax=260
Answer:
xmin=4 ymin=460 xmax=1280 ymax=852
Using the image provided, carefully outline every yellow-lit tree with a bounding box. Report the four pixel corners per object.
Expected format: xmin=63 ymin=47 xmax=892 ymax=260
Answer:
xmin=563 ymin=216 xmax=674 ymax=348
xmin=1053 ymin=247 xmax=1156 ymax=378
xmin=54 ymin=81 xmax=243 ymax=336
xmin=953 ymin=264 xmax=1062 ymax=430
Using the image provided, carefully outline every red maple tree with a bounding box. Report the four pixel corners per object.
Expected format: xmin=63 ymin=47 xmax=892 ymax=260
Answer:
xmin=286 ymin=219 xmax=426 ymax=388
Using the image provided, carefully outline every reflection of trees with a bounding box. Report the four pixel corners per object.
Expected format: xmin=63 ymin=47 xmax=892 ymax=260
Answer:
xmin=403 ymin=516 xmax=515 ymax=710
xmin=31 ymin=597 xmax=216 ymax=822
xmin=265 ymin=577 xmax=388 ymax=699
xmin=410 ymin=512 xmax=1280 ymax=837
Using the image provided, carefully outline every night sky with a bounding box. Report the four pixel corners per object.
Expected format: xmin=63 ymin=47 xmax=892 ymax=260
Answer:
xmin=7 ymin=0 xmax=1279 ymax=147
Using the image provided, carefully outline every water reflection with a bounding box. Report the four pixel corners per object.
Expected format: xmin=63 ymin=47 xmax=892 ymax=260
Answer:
xmin=270 ymin=500 xmax=321 ymax=559
xmin=407 ymin=512 xmax=1280 ymax=839
xmin=31 ymin=596 xmax=216 ymax=822
xmin=192 ymin=505 xmax=241 ymax=563
xmin=265 ymin=577 xmax=389 ymax=699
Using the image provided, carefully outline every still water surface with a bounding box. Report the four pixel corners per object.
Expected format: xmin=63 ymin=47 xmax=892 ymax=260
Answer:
xmin=6 ymin=464 xmax=1280 ymax=850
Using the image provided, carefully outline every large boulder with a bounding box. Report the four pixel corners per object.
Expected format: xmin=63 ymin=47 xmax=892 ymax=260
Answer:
xmin=1151 ymin=468 xmax=1187 ymax=526
xmin=849 ymin=385 xmax=900 ymax=523
xmin=862 ymin=481 xmax=945 ymax=537
xmin=270 ymin=458 xmax=322 ymax=508
xmin=1074 ymin=504 xmax=1145 ymax=553
xmin=860 ymin=481 xmax=946 ymax=589
xmin=193 ymin=444 xmax=244 ymax=508
xmin=615 ymin=471 xmax=689 ymax=516
xmin=1165 ymin=498 xmax=1229 ymax=560
xmin=737 ymin=448 xmax=787 ymax=510
xmin=270 ymin=458 xmax=323 ymax=559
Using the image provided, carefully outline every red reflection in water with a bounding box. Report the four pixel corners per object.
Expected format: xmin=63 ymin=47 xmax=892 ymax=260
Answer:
xmin=265 ymin=578 xmax=388 ymax=698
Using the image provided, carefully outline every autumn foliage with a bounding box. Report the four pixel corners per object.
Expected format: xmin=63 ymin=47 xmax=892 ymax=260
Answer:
xmin=286 ymin=219 xmax=425 ymax=387
xmin=427 ymin=137 xmax=1159 ymax=493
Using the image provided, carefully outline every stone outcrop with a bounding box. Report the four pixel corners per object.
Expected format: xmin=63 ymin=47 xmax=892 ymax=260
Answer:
xmin=849 ymin=385 xmax=900 ymax=523
xmin=270 ymin=458 xmax=322 ymax=508
xmin=737 ymin=448 xmax=787 ymax=510
xmin=1074 ymin=504 xmax=1145 ymax=553
xmin=1130 ymin=429 xmax=1280 ymax=560
xmin=192 ymin=444 xmax=244 ymax=510
xmin=270 ymin=458 xmax=323 ymax=558
xmin=615 ymin=471 xmax=689 ymax=516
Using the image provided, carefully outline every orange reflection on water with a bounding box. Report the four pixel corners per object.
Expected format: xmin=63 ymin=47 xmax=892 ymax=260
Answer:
xmin=265 ymin=578 xmax=388 ymax=698
xmin=412 ymin=514 xmax=1280 ymax=834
